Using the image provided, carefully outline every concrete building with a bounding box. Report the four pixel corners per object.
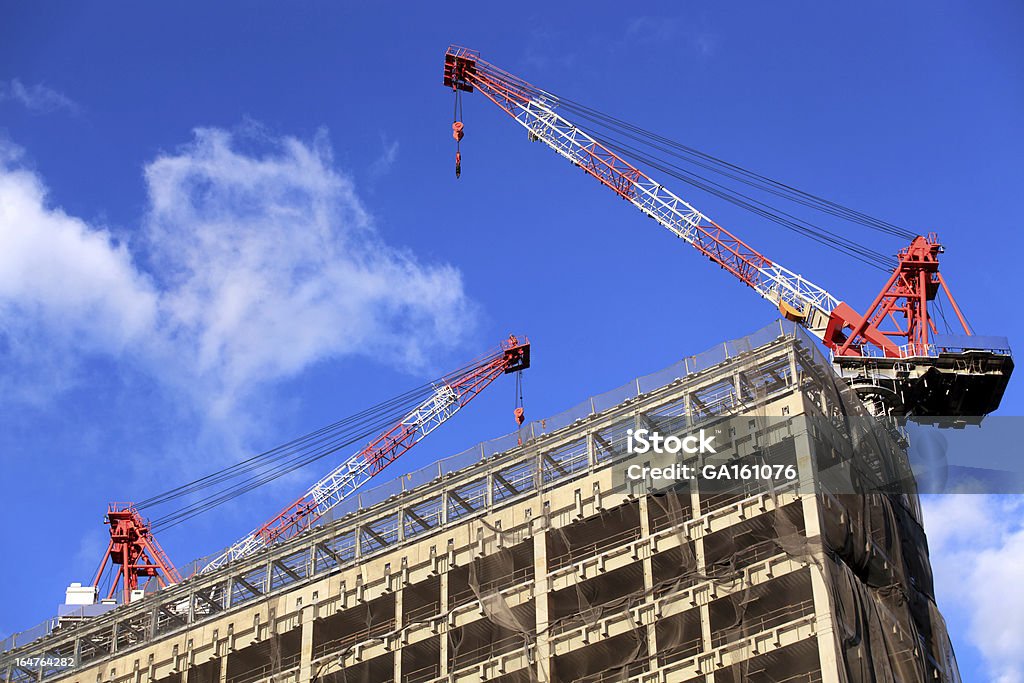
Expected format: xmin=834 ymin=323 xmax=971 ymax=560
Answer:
xmin=0 ymin=321 xmax=959 ymax=683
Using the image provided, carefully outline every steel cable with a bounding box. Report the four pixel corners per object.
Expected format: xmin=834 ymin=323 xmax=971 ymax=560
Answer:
xmin=140 ymin=350 xmax=503 ymax=531
xmin=471 ymin=64 xmax=912 ymax=268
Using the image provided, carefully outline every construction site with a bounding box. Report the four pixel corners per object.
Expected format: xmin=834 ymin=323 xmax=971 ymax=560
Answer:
xmin=0 ymin=44 xmax=1015 ymax=683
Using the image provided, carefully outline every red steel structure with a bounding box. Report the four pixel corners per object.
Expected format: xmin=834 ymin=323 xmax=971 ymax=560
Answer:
xmin=92 ymin=503 xmax=182 ymax=605
xmin=250 ymin=336 xmax=529 ymax=549
xmin=442 ymin=46 xmax=1011 ymax=417
xmin=92 ymin=336 xmax=530 ymax=596
xmin=200 ymin=335 xmax=530 ymax=573
xmin=829 ymin=234 xmax=971 ymax=358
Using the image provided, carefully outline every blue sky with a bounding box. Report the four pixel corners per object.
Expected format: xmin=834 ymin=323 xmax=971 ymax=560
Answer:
xmin=1 ymin=2 xmax=1022 ymax=680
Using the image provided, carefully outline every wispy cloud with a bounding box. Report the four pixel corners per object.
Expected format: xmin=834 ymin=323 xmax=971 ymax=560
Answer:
xmin=521 ymin=26 xmax=578 ymax=71
xmin=369 ymin=135 xmax=400 ymax=178
xmin=0 ymin=127 xmax=475 ymax=420
xmin=692 ymin=32 xmax=718 ymax=59
xmin=1 ymin=79 xmax=80 ymax=114
xmin=625 ymin=16 xmax=680 ymax=44
xmin=923 ymin=495 xmax=1024 ymax=683
xmin=624 ymin=16 xmax=718 ymax=59
xmin=0 ymin=142 xmax=158 ymax=355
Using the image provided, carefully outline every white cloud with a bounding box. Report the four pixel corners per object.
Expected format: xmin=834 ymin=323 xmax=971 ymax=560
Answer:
xmin=922 ymin=495 xmax=1024 ymax=683
xmin=0 ymin=128 xmax=475 ymax=417
xmin=369 ymin=136 xmax=400 ymax=178
xmin=0 ymin=144 xmax=158 ymax=349
xmin=624 ymin=16 xmax=717 ymax=58
xmin=625 ymin=16 xmax=679 ymax=44
xmin=1 ymin=79 xmax=79 ymax=114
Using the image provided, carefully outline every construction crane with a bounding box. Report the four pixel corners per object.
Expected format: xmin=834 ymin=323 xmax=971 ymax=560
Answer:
xmin=199 ymin=334 xmax=530 ymax=573
xmin=91 ymin=504 xmax=183 ymax=605
xmin=442 ymin=45 xmax=1011 ymax=421
xmin=90 ymin=335 xmax=530 ymax=599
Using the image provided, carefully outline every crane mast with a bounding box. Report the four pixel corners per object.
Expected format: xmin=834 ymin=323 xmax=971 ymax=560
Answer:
xmin=91 ymin=503 xmax=183 ymax=605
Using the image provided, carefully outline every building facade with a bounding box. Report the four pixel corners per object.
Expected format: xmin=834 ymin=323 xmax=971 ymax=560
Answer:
xmin=1 ymin=321 xmax=959 ymax=683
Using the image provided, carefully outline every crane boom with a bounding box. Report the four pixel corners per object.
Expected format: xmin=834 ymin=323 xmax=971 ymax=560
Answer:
xmin=444 ymin=46 xmax=1013 ymax=420
xmin=201 ymin=335 xmax=530 ymax=573
xmin=444 ymin=46 xmax=839 ymax=342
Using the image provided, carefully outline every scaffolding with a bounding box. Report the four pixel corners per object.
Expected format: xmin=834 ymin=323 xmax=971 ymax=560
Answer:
xmin=1 ymin=320 xmax=959 ymax=683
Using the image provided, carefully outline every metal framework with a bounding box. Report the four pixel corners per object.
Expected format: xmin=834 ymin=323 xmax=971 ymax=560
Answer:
xmin=441 ymin=46 xmax=984 ymax=362
xmin=2 ymin=320 xmax=817 ymax=683
xmin=202 ymin=335 xmax=530 ymax=572
xmin=443 ymin=48 xmax=844 ymax=341
xmin=829 ymin=234 xmax=971 ymax=357
xmin=92 ymin=504 xmax=183 ymax=605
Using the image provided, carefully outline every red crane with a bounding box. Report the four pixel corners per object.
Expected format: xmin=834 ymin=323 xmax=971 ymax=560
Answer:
xmin=442 ymin=46 xmax=1011 ymax=420
xmin=91 ymin=503 xmax=182 ymax=605
xmin=92 ymin=335 xmax=530 ymax=598
xmin=200 ymin=334 xmax=529 ymax=573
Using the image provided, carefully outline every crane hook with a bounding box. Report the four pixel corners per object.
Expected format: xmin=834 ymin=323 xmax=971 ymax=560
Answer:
xmin=513 ymin=366 xmax=525 ymax=428
xmin=452 ymin=122 xmax=464 ymax=179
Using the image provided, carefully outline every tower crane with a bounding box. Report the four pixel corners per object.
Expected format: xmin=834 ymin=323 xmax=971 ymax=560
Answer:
xmin=91 ymin=504 xmax=182 ymax=605
xmin=90 ymin=335 xmax=530 ymax=600
xmin=442 ymin=46 xmax=1011 ymax=421
xmin=199 ymin=334 xmax=530 ymax=573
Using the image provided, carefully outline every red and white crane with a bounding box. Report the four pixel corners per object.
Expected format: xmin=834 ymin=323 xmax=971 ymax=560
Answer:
xmin=200 ymin=335 xmax=529 ymax=573
xmin=92 ymin=335 xmax=530 ymax=597
xmin=442 ymin=46 xmax=1012 ymax=419
xmin=92 ymin=504 xmax=183 ymax=605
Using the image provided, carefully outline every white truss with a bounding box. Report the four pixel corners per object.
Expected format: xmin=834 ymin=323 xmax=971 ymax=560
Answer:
xmin=505 ymin=91 xmax=840 ymax=326
xmin=200 ymin=384 xmax=462 ymax=573
xmin=308 ymin=384 xmax=459 ymax=517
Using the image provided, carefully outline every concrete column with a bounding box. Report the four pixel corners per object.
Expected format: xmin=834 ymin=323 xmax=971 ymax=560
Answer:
xmin=689 ymin=478 xmax=715 ymax=682
xmin=392 ymin=582 xmax=403 ymax=683
xmin=637 ymin=495 xmax=658 ymax=668
xmin=533 ymin=521 xmax=551 ymax=683
xmin=438 ymin=545 xmax=450 ymax=678
xmin=217 ymin=643 xmax=228 ymax=683
xmin=794 ymin=430 xmax=842 ymax=683
xmin=297 ymin=605 xmax=314 ymax=683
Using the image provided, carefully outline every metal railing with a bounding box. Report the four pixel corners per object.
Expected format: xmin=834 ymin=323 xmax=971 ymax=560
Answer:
xmin=1 ymin=320 xmax=807 ymax=665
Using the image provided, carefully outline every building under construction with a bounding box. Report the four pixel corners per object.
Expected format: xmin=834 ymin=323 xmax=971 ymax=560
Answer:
xmin=1 ymin=321 xmax=961 ymax=683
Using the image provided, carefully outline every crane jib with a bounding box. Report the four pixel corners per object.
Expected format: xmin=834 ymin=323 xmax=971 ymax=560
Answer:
xmin=442 ymin=45 xmax=1014 ymax=420
xmin=198 ymin=335 xmax=531 ymax=574
xmin=443 ymin=46 xmax=842 ymax=341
